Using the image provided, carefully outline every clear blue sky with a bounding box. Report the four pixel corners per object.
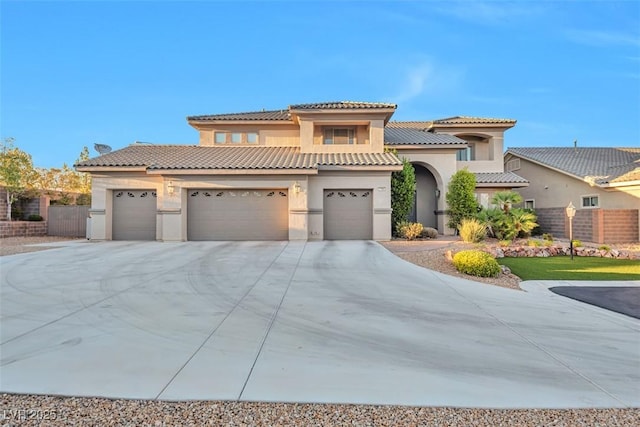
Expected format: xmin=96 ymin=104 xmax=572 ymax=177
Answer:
xmin=2 ymin=0 xmax=639 ymax=169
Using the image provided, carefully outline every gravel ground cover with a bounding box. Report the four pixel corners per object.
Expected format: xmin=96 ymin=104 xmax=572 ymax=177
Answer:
xmin=380 ymin=239 xmax=523 ymax=290
xmin=1 ymin=394 xmax=638 ymax=427
xmin=0 ymin=236 xmax=81 ymax=257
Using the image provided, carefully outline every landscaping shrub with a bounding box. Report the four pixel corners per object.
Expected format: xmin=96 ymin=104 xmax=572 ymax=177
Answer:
xmin=397 ymin=221 xmax=423 ymax=240
xmin=527 ymin=239 xmax=541 ymax=247
xmin=572 ymin=239 xmax=583 ymax=248
xmin=476 ymin=191 xmax=538 ymax=240
xmin=391 ymin=155 xmax=416 ymax=234
xmin=542 ymin=233 xmax=554 ymax=241
xmin=453 ymin=250 xmax=501 ymax=277
xmin=499 ymin=239 xmax=512 ymax=247
xmin=458 ymin=218 xmax=486 ymax=243
xmin=598 ymin=245 xmax=611 ymax=252
xmin=27 ymin=214 xmax=43 ymax=221
xmin=421 ymin=227 xmax=438 ymax=239
xmin=446 ymin=168 xmax=478 ymax=230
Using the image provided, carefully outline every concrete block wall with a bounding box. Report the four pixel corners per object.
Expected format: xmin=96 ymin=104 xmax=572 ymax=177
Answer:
xmin=0 ymin=221 xmax=48 ymax=238
xmin=535 ymin=207 xmax=566 ymax=238
xmin=571 ymin=209 xmax=595 ymax=242
xmin=536 ymin=207 xmax=639 ymax=244
xmin=603 ymin=209 xmax=639 ymax=243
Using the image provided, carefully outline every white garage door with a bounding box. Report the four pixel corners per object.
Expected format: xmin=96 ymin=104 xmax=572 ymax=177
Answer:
xmin=323 ymin=189 xmax=373 ymax=240
xmin=112 ymin=190 xmax=157 ymax=240
xmin=187 ymin=189 xmax=289 ymax=241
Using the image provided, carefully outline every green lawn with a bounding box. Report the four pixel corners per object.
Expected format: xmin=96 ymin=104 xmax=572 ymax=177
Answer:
xmin=499 ymin=256 xmax=640 ymax=281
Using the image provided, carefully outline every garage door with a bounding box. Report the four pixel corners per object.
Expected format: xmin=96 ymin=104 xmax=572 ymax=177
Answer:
xmin=323 ymin=189 xmax=373 ymax=240
xmin=112 ymin=190 xmax=157 ymax=240
xmin=187 ymin=189 xmax=288 ymax=240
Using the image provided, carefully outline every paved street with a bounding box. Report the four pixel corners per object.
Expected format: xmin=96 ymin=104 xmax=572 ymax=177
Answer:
xmin=1 ymin=241 xmax=638 ymax=408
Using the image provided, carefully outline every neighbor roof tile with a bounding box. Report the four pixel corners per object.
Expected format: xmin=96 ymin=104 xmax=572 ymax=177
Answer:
xmin=506 ymin=147 xmax=640 ymax=185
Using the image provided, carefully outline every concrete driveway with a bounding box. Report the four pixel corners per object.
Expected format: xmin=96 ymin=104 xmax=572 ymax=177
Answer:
xmin=1 ymin=241 xmax=638 ymax=408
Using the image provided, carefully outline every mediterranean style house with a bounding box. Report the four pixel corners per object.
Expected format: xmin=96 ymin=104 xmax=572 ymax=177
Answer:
xmin=504 ymin=147 xmax=640 ymax=243
xmin=76 ymin=101 xmax=527 ymax=241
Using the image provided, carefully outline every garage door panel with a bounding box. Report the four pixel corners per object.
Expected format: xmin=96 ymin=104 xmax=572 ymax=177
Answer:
xmin=187 ymin=189 xmax=288 ymax=241
xmin=324 ymin=189 xmax=372 ymax=240
xmin=112 ymin=190 xmax=157 ymax=240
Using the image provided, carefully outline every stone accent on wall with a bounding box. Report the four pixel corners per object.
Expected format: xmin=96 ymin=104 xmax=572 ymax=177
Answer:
xmin=485 ymin=245 xmax=638 ymax=260
xmin=0 ymin=221 xmax=48 ymax=238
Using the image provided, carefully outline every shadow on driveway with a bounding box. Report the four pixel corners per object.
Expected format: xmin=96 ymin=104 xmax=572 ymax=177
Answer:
xmin=550 ymin=286 xmax=640 ymax=319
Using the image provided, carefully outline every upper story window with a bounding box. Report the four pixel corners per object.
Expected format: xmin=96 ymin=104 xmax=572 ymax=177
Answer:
xmin=215 ymin=132 xmax=259 ymax=144
xmin=456 ymin=145 xmax=475 ymax=161
xmin=323 ymin=127 xmax=355 ymax=145
xmin=506 ymin=158 xmax=521 ymax=172
xmin=582 ymin=195 xmax=599 ymax=208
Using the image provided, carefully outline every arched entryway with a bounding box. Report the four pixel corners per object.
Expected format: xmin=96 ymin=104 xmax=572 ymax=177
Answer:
xmin=409 ymin=163 xmax=439 ymax=229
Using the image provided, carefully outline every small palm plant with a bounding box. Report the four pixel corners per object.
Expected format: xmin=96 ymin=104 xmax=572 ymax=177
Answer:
xmin=491 ymin=191 xmax=523 ymax=214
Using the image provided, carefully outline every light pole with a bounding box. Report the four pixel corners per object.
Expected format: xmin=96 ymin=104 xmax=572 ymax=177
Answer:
xmin=566 ymin=202 xmax=576 ymax=260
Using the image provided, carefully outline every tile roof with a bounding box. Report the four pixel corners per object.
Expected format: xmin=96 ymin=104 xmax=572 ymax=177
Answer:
xmin=386 ymin=121 xmax=432 ymax=129
xmin=432 ymin=116 xmax=516 ymax=125
xmin=187 ymin=110 xmax=291 ymax=121
xmin=289 ymin=101 xmax=397 ymax=110
xmin=475 ymin=172 xmax=529 ymax=184
xmin=188 ymin=101 xmax=396 ymax=121
xmin=384 ymin=127 xmax=467 ymax=146
xmin=75 ymin=145 xmax=402 ymax=171
xmin=506 ymin=147 xmax=640 ymax=185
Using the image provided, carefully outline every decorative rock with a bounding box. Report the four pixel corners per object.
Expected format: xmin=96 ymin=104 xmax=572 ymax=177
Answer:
xmin=485 ymin=244 xmax=634 ymax=260
xmin=500 ymin=265 xmax=511 ymax=275
xmin=445 ymin=250 xmax=453 ymax=262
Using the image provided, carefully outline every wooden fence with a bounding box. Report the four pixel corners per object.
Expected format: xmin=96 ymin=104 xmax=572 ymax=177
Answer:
xmin=47 ymin=206 xmax=89 ymax=237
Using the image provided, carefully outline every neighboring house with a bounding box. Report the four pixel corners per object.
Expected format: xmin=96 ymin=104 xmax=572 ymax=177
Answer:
xmin=76 ymin=101 xmax=526 ymax=241
xmin=504 ymin=147 xmax=640 ymax=243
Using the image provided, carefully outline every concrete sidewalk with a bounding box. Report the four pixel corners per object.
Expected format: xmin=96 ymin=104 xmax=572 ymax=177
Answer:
xmin=1 ymin=241 xmax=638 ymax=407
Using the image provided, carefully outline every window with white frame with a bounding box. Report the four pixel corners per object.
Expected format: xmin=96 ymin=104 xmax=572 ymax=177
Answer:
xmin=524 ymin=199 xmax=535 ymax=209
xmin=323 ymin=127 xmax=355 ymax=145
xmin=214 ymin=131 xmax=259 ymax=144
xmin=581 ymin=195 xmax=599 ymax=208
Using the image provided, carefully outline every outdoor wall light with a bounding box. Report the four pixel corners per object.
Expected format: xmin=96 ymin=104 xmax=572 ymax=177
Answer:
xmin=293 ymin=181 xmax=301 ymax=194
xmin=167 ymin=181 xmax=175 ymax=196
xmin=566 ymin=202 xmax=576 ymax=260
xmin=435 ymin=189 xmax=441 ymax=198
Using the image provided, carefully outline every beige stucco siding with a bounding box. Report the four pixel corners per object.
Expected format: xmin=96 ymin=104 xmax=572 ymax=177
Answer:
xmin=198 ymin=124 xmax=300 ymax=146
xmin=512 ymin=158 xmax=640 ymax=210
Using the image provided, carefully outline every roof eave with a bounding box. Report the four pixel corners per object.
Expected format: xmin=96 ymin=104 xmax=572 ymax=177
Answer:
xmin=317 ymin=164 xmax=403 ymax=172
xmin=75 ymin=166 xmax=148 ymax=173
xmin=146 ymin=168 xmax=318 ymax=175
xmin=476 ymin=182 xmax=529 ymax=188
xmin=599 ymin=180 xmax=640 ymax=188
xmin=385 ymin=144 xmax=467 ymax=149
xmin=429 ymin=121 xmax=516 ymax=130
